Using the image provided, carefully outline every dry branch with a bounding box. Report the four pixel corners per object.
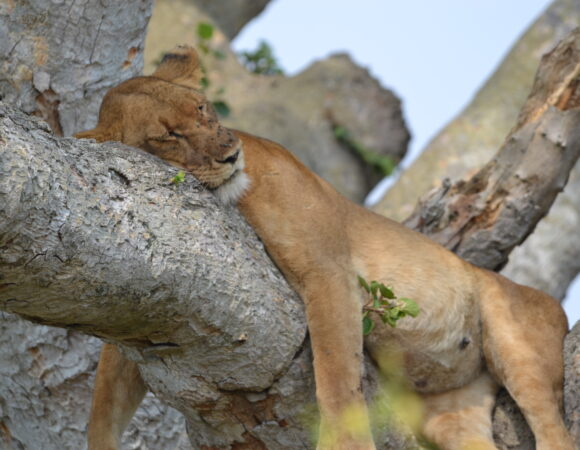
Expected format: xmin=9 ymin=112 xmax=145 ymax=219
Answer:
xmin=404 ymin=29 xmax=580 ymax=271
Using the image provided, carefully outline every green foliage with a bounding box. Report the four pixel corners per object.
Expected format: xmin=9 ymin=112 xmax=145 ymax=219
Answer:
xmin=362 ymin=315 xmax=375 ymax=335
xmin=334 ymin=126 xmax=396 ymax=177
xmin=238 ymin=40 xmax=284 ymax=75
xmin=358 ymin=275 xmax=419 ymax=335
xmin=170 ymin=170 xmax=186 ymax=185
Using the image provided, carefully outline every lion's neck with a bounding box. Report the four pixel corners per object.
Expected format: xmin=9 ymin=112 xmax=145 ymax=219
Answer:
xmin=234 ymin=131 xmax=358 ymax=287
xmin=237 ymin=132 xmax=336 ymax=222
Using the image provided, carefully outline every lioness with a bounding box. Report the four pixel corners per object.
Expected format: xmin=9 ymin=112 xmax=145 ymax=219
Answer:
xmin=76 ymin=47 xmax=574 ymax=450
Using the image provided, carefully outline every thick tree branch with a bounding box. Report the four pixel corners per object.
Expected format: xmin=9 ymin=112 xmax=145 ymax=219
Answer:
xmin=502 ymin=161 xmax=580 ymax=300
xmin=0 ymin=104 xmax=319 ymax=448
xmin=0 ymin=105 xmax=304 ymax=379
xmin=404 ymin=29 xmax=580 ymax=271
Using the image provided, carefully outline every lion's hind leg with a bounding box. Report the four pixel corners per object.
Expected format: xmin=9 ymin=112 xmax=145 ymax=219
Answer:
xmin=88 ymin=343 xmax=147 ymax=450
xmin=421 ymin=371 xmax=499 ymax=450
xmin=480 ymin=275 xmax=575 ymax=450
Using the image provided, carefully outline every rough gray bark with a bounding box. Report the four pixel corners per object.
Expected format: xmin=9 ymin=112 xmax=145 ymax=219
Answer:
xmin=0 ymin=312 xmax=190 ymax=450
xmin=0 ymin=0 xmax=152 ymax=137
xmin=502 ymin=162 xmax=580 ymax=301
xmin=565 ymin=322 xmax=580 ymax=444
xmin=404 ymin=107 xmax=580 ymax=270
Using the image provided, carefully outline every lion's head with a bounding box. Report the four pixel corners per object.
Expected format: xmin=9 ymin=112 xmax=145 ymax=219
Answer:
xmin=76 ymin=46 xmax=248 ymax=203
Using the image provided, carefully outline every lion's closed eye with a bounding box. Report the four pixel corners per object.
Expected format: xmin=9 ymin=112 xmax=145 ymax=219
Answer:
xmin=148 ymin=132 xmax=182 ymax=142
xmin=168 ymin=131 xmax=185 ymax=139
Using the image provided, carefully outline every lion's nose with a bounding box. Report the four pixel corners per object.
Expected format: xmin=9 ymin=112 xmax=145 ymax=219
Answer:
xmin=217 ymin=150 xmax=239 ymax=165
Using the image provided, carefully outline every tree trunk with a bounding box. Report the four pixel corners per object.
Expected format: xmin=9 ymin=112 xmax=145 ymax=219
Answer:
xmin=403 ymin=29 xmax=580 ymax=270
xmin=0 ymin=104 xmax=312 ymax=449
xmin=1 ymin=29 xmax=579 ymax=449
xmin=0 ymin=2 xmax=191 ymax=449
xmin=0 ymin=0 xmax=152 ymax=137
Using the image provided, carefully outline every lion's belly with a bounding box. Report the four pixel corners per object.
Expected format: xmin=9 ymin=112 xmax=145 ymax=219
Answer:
xmin=364 ymin=290 xmax=483 ymax=394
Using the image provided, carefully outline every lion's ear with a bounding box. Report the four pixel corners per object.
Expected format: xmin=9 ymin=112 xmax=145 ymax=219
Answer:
xmin=152 ymin=45 xmax=205 ymax=90
xmin=74 ymin=126 xmax=114 ymax=143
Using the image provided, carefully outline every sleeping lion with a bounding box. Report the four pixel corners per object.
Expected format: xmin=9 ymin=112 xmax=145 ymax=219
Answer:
xmin=76 ymin=46 xmax=574 ymax=450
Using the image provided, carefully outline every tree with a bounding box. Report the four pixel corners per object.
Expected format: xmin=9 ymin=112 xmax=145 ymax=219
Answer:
xmin=0 ymin=2 xmax=579 ymax=449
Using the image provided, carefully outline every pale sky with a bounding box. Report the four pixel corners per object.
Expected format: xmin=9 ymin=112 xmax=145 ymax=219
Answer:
xmin=232 ymin=0 xmax=579 ymax=324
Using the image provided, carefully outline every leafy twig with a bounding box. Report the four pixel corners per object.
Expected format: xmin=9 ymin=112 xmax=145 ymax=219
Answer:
xmin=358 ymin=276 xmax=419 ymax=335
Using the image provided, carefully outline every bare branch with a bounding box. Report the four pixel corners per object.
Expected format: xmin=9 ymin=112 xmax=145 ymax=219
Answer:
xmin=404 ymin=29 xmax=580 ymax=271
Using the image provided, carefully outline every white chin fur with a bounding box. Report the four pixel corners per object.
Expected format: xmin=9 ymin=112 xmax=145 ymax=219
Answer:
xmin=214 ymin=171 xmax=250 ymax=204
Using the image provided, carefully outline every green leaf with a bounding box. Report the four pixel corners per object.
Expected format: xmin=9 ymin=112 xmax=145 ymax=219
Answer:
xmin=381 ymin=313 xmax=398 ymax=328
xmin=400 ymin=298 xmax=420 ymax=317
xmin=370 ymin=281 xmax=380 ymax=297
xmin=389 ymin=307 xmax=402 ymax=320
xmin=379 ymin=284 xmax=396 ymax=299
xmin=171 ymin=170 xmax=186 ymax=185
xmin=212 ymin=100 xmax=231 ymax=117
xmin=197 ymin=22 xmax=214 ymax=40
xmin=357 ymin=275 xmax=370 ymax=293
xmin=362 ymin=316 xmax=375 ymax=336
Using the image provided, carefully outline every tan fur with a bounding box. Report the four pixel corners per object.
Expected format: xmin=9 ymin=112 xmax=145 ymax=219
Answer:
xmin=88 ymin=344 xmax=147 ymax=450
xmin=77 ymin=47 xmax=575 ymax=450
